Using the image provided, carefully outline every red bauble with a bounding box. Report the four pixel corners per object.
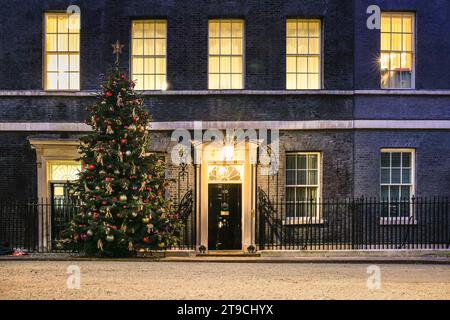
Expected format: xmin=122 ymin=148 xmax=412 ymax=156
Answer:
xmin=105 ymin=177 xmax=112 ymax=183
xmin=112 ymin=197 xmax=118 ymax=203
xmin=106 ymin=91 xmax=113 ymax=97
xmin=87 ymin=164 xmax=95 ymax=170
xmin=102 ymin=201 xmax=108 ymax=205
xmin=120 ymin=138 xmax=127 ymax=145
xmin=123 ymin=205 xmax=128 ymax=209
xmin=143 ymin=236 xmax=150 ymax=244
xmin=121 ymin=74 xmax=126 ymax=80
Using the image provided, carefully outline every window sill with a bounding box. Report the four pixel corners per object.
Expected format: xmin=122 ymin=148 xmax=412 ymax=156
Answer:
xmin=379 ymin=217 xmax=417 ymax=225
xmin=283 ymin=218 xmax=324 ymax=225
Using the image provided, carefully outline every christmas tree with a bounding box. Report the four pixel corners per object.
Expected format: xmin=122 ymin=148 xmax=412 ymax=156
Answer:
xmin=61 ymin=48 xmax=182 ymax=257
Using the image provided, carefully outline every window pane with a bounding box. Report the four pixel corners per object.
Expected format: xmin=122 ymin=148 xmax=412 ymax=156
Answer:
xmin=68 ymin=34 xmax=79 ymax=51
xmin=133 ymin=22 xmax=143 ymax=38
xmin=209 ymin=56 xmax=219 ymax=73
xmin=307 ymin=170 xmax=317 ymax=185
xmin=403 ymin=17 xmax=412 ymax=33
xmin=47 ymin=55 xmax=58 ymax=72
xmin=286 ymin=19 xmax=321 ymax=89
xmin=308 ymin=74 xmax=319 ymax=89
xmin=381 ymin=186 xmax=389 ymax=200
xmin=286 ymin=187 xmax=295 ymax=202
xmin=231 ymin=21 xmax=243 ymax=37
xmin=131 ymin=20 xmax=167 ymax=90
xmin=381 ymin=152 xmax=390 ymax=167
xmin=308 ymin=21 xmax=320 ymax=37
xmin=390 ymin=186 xmax=400 ymax=201
xmin=69 ymin=73 xmax=80 ymax=90
xmin=297 ymin=187 xmax=306 ymax=201
xmin=231 ymin=38 xmax=242 ymax=55
xmin=297 ymin=74 xmax=308 ymax=89
xmin=309 ymin=38 xmax=320 ymax=54
xmin=298 ymin=22 xmax=308 ymax=37
xmin=46 ymin=34 xmax=57 ymax=51
xmin=297 ymin=155 xmax=307 ymax=169
xmin=58 ymin=15 xmax=68 ymax=32
xmin=58 ymin=34 xmax=68 ymax=51
xmin=286 ymin=155 xmax=296 ymax=169
xmin=133 ymin=58 xmax=143 ymax=74
xmin=381 ymin=16 xmax=390 ymax=32
xmin=402 ymin=152 xmax=411 ymax=167
xmin=143 ymin=22 xmax=155 ymax=38
xmin=231 ymin=57 xmax=242 ymax=73
xmin=391 ymin=17 xmax=402 ymax=32
xmin=308 ymin=155 xmax=318 ymax=169
xmin=209 ymin=74 xmax=219 ymax=89
xmin=132 ymin=39 xmax=143 ymax=56
xmin=401 ymin=186 xmax=411 ymax=200
xmin=47 ymin=73 xmax=58 ymax=90
xmin=286 ymin=21 xmax=297 ymax=37
xmin=220 ymin=56 xmax=231 ymax=73
xmin=286 ymin=170 xmax=296 ymax=185
xmin=69 ymin=55 xmax=79 ymax=71
xmin=286 ymin=38 xmax=297 ymax=54
xmin=391 ymin=152 xmax=401 ymax=167
xmin=220 ymin=74 xmax=231 ymax=89
xmin=286 ymin=74 xmax=296 ymax=89
xmin=231 ymin=74 xmax=242 ymax=89
xmin=155 ymin=22 xmax=166 ymax=38
xmin=381 ymin=33 xmax=391 ymax=51
xmin=297 ymin=38 xmax=308 ymax=54
xmin=297 ymin=170 xmax=307 ymax=185
xmin=381 ymin=168 xmax=390 ymax=184
xmin=209 ymin=21 xmax=220 ymax=37
xmin=209 ymin=38 xmax=220 ymax=54
xmin=155 ymin=39 xmax=166 ymax=55
xmin=59 ymin=55 xmax=69 ymax=72
xmin=286 ymin=57 xmax=296 ymax=73
xmin=391 ymin=168 xmax=401 ymax=184
xmin=221 ymin=21 xmax=231 ymax=37
xmin=402 ymin=168 xmax=411 ymax=184
xmin=380 ymin=13 xmax=414 ymax=89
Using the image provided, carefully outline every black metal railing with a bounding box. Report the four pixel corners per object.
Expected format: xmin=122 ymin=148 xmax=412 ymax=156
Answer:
xmin=0 ymin=191 xmax=196 ymax=253
xmin=257 ymin=188 xmax=450 ymax=250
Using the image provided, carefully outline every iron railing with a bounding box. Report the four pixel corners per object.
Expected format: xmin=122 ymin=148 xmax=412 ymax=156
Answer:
xmin=0 ymin=191 xmax=195 ymax=253
xmin=256 ymin=188 xmax=450 ymax=250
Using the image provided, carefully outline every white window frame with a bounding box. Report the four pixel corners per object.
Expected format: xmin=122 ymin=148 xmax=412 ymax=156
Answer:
xmin=380 ymin=12 xmax=416 ymax=89
xmin=130 ymin=19 xmax=168 ymax=91
xmin=380 ymin=148 xmax=416 ymax=222
xmin=208 ymin=19 xmax=245 ymax=90
xmin=284 ymin=152 xmax=323 ymax=224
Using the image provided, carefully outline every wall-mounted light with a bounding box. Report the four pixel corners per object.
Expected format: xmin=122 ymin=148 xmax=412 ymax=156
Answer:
xmin=222 ymin=144 xmax=234 ymax=162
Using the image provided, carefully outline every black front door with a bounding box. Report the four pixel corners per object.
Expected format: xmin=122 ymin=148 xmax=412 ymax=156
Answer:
xmin=208 ymin=184 xmax=242 ymax=250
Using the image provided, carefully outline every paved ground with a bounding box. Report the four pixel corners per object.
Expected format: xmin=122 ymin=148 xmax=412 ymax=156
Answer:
xmin=0 ymin=261 xmax=449 ymax=300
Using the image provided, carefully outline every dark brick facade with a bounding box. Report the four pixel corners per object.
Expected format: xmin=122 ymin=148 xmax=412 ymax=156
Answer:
xmin=0 ymin=1 xmax=450 ymax=200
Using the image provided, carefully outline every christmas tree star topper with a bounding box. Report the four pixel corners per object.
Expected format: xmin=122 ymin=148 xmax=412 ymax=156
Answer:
xmin=111 ymin=40 xmax=124 ymax=65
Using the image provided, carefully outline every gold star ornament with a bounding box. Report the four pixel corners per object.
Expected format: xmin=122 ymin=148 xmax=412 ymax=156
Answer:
xmin=112 ymin=40 xmax=124 ymax=65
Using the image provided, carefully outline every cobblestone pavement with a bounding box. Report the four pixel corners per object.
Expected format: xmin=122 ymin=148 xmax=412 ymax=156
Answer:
xmin=0 ymin=261 xmax=449 ymax=300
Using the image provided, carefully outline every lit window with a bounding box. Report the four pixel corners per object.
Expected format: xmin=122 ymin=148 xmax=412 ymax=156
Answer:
xmin=380 ymin=149 xmax=415 ymax=217
xmin=208 ymin=19 xmax=244 ymax=89
xmin=131 ymin=20 xmax=167 ymax=90
xmin=285 ymin=153 xmax=321 ymax=219
xmin=286 ymin=19 xmax=321 ymax=90
xmin=48 ymin=161 xmax=82 ymax=181
xmin=45 ymin=13 xmax=80 ymax=90
xmin=380 ymin=13 xmax=414 ymax=89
